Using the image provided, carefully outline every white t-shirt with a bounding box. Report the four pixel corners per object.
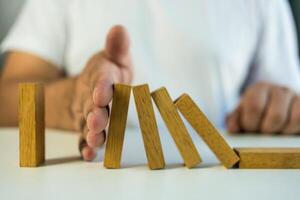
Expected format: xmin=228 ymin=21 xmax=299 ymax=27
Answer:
xmin=2 ymin=0 xmax=300 ymax=128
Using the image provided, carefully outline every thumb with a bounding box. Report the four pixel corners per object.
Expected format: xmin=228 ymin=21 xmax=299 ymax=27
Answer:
xmin=104 ymin=25 xmax=131 ymax=68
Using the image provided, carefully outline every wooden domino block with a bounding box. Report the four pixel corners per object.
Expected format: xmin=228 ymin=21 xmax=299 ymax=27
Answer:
xmin=151 ymin=87 xmax=201 ymax=168
xmin=19 ymin=83 xmax=45 ymax=167
xmin=234 ymin=148 xmax=300 ymax=169
xmin=133 ymin=84 xmax=165 ymax=169
xmin=104 ymin=84 xmax=131 ymax=169
xmin=175 ymin=94 xmax=239 ymax=168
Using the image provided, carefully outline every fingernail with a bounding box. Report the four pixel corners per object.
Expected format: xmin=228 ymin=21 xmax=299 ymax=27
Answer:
xmin=93 ymin=88 xmax=100 ymax=105
xmin=87 ymin=112 xmax=94 ymax=130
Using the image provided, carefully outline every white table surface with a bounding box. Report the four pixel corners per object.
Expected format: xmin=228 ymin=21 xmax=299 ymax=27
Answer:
xmin=0 ymin=127 xmax=300 ymax=200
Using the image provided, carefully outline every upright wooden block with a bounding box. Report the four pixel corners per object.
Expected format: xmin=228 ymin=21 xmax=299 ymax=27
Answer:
xmin=133 ymin=84 xmax=165 ymax=169
xmin=19 ymin=83 xmax=45 ymax=167
xmin=175 ymin=94 xmax=239 ymax=168
xmin=151 ymin=87 xmax=201 ymax=168
xmin=234 ymin=148 xmax=300 ymax=169
xmin=104 ymin=84 xmax=131 ymax=169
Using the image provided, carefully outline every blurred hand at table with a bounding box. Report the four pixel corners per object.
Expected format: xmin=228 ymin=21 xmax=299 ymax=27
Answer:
xmin=226 ymin=82 xmax=300 ymax=135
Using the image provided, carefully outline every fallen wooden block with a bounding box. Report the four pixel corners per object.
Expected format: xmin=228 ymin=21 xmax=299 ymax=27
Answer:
xmin=175 ymin=94 xmax=239 ymax=168
xmin=234 ymin=148 xmax=300 ymax=169
xmin=151 ymin=87 xmax=201 ymax=168
xmin=19 ymin=83 xmax=45 ymax=167
xmin=104 ymin=84 xmax=131 ymax=169
xmin=133 ymin=84 xmax=165 ymax=169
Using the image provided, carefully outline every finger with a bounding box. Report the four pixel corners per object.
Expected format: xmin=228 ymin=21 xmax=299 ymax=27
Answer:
xmin=105 ymin=25 xmax=132 ymax=68
xmin=240 ymin=83 xmax=270 ymax=132
xmin=79 ymin=137 xmax=97 ymax=161
xmin=79 ymin=124 xmax=98 ymax=161
xmin=83 ymin=95 xmax=109 ymax=133
xmin=226 ymin=105 xmax=242 ymax=133
xmin=260 ymin=87 xmax=295 ymax=134
xmin=86 ymin=107 xmax=109 ymax=133
xmin=86 ymin=130 xmax=106 ymax=148
xmin=282 ymin=96 xmax=300 ymax=135
xmin=92 ymin=65 xmax=119 ymax=107
xmin=92 ymin=25 xmax=132 ymax=107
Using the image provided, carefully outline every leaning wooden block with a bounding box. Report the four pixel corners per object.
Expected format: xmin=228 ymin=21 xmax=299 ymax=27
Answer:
xmin=19 ymin=83 xmax=45 ymax=167
xmin=133 ymin=84 xmax=165 ymax=169
xmin=151 ymin=87 xmax=201 ymax=168
xmin=175 ymin=94 xmax=239 ymax=168
xmin=104 ymin=84 xmax=131 ymax=169
xmin=234 ymin=148 xmax=300 ymax=169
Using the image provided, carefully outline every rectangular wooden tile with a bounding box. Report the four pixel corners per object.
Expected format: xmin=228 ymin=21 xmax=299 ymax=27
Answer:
xmin=175 ymin=94 xmax=239 ymax=168
xmin=104 ymin=84 xmax=131 ymax=169
xmin=133 ymin=84 xmax=165 ymax=169
xmin=234 ymin=148 xmax=300 ymax=169
xmin=151 ymin=87 xmax=201 ymax=168
xmin=19 ymin=83 xmax=45 ymax=167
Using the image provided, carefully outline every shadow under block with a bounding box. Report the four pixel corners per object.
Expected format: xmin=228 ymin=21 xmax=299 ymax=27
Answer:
xmin=175 ymin=94 xmax=239 ymax=168
xmin=151 ymin=87 xmax=201 ymax=168
xmin=234 ymin=148 xmax=300 ymax=169
xmin=133 ymin=84 xmax=165 ymax=169
xmin=19 ymin=83 xmax=45 ymax=167
xmin=104 ymin=84 xmax=131 ymax=169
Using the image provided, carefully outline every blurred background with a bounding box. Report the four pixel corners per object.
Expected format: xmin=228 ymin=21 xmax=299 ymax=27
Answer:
xmin=0 ymin=0 xmax=300 ymax=68
xmin=0 ymin=0 xmax=24 ymax=68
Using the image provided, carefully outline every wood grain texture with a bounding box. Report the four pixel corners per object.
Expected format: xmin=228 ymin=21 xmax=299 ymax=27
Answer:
xmin=19 ymin=83 xmax=45 ymax=167
xmin=151 ymin=87 xmax=201 ymax=168
xmin=175 ymin=94 xmax=239 ymax=168
xmin=133 ymin=84 xmax=165 ymax=169
xmin=234 ymin=148 xmax=300 ymax=169
xmin=104 ymin=84 xmax=131 ymax=169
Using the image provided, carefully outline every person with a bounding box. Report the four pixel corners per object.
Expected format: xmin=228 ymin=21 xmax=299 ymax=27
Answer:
xmin=1 ymin=0 xmax=300 ymax=161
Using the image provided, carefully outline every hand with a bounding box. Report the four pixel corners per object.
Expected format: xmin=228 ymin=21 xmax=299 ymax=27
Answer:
xmin=226 ymin=82 xmax=300 ymax=135
xmin=71 ymin=25 xmax=133 ymax=161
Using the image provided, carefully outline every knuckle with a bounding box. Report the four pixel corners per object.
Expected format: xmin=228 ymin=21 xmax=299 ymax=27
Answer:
xmin=274 ymin=86 xmax=287 ymax=97
xmin=279 ymin=86 xmax=294 ymax=95
xmin=272 ymin=85 xmax=294 ymax=99
xmin=251 ymin=82 xmax=269 ymax=91
xmin=280 ymin=86 xmax=290 ymax=93
xmin=255 ymin=82 xmax=268 ymax=88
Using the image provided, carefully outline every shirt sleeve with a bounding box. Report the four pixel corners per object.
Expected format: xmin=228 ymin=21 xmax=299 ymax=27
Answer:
xmin=248 ymin=0 xmax=300 ymax=92
xmin=0 ymin=0 xmax=68 ymax=68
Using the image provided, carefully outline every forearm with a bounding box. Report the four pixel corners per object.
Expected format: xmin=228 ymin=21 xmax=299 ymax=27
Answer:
xmin=0 ymin=77 xmax=76 ymax=131
xmin=0 ymin=83 xmax=19 ymax=126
